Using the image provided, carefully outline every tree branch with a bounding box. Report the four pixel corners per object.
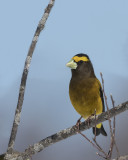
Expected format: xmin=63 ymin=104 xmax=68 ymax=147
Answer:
xmin=112 ymin=154 xmax=128 ymax=160
xmin=6 ymin=0 xmax=55 ymax=154
xmin=1 ymin=101 xmax=128 ymax=159
xmin=23 ymin=101 xmax=128 ymax=156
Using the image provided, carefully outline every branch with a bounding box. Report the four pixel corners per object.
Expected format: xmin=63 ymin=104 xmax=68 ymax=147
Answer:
xmin=7 ymin=0 xmax=55 ymax=154
xmin=1 ymin=101 xmax=128 ymax=159
xmin=23 ymin=101 xmax=128 ymax=156
xmin=112 ymin=155 xmax=128 ymax=160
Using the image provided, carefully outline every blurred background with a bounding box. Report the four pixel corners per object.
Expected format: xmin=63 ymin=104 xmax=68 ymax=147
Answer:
xmin=0 ymin=0 xmax=128 ymax=159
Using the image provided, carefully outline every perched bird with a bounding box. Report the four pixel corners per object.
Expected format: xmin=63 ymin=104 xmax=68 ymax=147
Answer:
xmin=66 ymin=53 xmax=107 ymax=136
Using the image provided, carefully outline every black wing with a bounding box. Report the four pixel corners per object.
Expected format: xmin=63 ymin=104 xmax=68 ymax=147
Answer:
xmin=99 ymin=87 xmax=105 ymax=112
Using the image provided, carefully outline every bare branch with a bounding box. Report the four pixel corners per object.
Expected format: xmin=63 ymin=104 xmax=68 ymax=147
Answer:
xmin=78 ymin=130 xmax=108 ymax=158
xmin=7 ymin=0 xmax=55 ymax=154
xmin=112 ymin=155 xmax=128 ymax=160
xmin=100 ymin=72 xmax=115 ymax=159
xmin=23 ymin=101 xmax=128 ymax=156
xmin=100 ymin=73 xmax=113 ymax=138
xmin=1 ymin=101 xmax=128 ymax=159
xmin=110 ymin=94 xmax=120 ymax=158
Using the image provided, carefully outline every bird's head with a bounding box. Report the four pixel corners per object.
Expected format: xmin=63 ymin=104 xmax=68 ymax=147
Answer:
xmin=66 ymin=53 xmax=95 ymax=78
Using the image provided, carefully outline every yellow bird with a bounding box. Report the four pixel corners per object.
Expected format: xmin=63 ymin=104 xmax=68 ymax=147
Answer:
xmin=66 ymin=53 xmax=107 ymax=136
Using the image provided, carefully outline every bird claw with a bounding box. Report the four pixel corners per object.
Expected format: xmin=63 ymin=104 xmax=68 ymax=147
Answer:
xmin=76 ymin=120 xmax=81 ymax=130
xmin=85 ymin=118 xmax=91 ymax=128
xmin=75 ymin=116 xmax=82 ymax=130
xmin=85 ymin=114 xmax=94 ymax=128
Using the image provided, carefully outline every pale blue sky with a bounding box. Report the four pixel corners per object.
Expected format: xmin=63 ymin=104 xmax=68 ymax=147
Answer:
xmin=0 ymin=0 xmax=128 ymax=160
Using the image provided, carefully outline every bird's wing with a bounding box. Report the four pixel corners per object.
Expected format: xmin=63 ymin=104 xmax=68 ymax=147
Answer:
xmin=97 ymin=79 xmax=105 ymax=112
xmin=99 ymin=87 xmax=105 ymax=112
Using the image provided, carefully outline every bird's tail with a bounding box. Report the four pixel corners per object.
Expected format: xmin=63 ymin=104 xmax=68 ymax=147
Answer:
xmin=92 ymin=123 xmax=107 ymax=136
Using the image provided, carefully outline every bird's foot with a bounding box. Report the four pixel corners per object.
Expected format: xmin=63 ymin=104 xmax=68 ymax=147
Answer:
xmin=76 ymin=116 xmax=82 ymax=130
xmin=85 ymin=114 xmax=94 ymax=128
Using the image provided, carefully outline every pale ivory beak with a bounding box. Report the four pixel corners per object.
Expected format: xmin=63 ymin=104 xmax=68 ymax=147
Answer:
xmin=66 ymin=59 xmax=77 ymax=69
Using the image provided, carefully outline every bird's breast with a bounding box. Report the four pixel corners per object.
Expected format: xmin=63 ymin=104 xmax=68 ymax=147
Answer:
xmin=69 ymin=78 xmax=102 ymax=118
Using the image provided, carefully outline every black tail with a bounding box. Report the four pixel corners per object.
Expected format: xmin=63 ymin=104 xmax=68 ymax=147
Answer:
xmin=92 ymin=124 xmax=107 ymax=136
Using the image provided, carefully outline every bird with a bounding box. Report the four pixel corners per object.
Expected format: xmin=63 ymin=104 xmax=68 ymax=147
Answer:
xmin=66 ymin=53 xmax=107 ymax=136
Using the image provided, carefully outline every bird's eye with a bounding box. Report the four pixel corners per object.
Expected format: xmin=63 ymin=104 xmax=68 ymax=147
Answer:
xmin=79 ymin=60 xmax=83 ymax=64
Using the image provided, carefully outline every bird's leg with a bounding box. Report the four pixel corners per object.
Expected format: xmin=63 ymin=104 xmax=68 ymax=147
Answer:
xmin=76 ymin=116 xmax=82 ymax=130
xmin=85 ymin=114 xmax=94 ymax=128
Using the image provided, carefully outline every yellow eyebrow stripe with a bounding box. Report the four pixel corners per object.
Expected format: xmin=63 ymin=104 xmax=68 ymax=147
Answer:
xmin=72 ymin=56 xmax=89 ymax=62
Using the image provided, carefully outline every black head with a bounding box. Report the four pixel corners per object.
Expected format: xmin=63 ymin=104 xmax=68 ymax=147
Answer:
xmin=66 ymin=53 xmax=95 ymax=78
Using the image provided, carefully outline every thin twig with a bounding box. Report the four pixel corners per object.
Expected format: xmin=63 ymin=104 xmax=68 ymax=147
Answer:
xmin=78 ymin=130 xmax=108 ymax=158
xmin=100 ymin=72 xmax=115 ymax=159
xmin=92 ymin=109 xmax=107 ymax=158
xmin=93 ymin=139 xmax=107 ymax=157
xmin=96 ymin=152 xmax=107 ymax=159
xmin=110 ymin=95 xmax=116 ymax=136
xmin=78 ymin=110 xmax=108 ymax=159
xmin=6 ymin=0 xmax=55 ymax=154
xmin=108 ymin=94 xmax=116 ymax=158
xmin=110 ymin=95 xmax=120 ymax=158
xmin=100 ymin=73 xmax=113 ymax=137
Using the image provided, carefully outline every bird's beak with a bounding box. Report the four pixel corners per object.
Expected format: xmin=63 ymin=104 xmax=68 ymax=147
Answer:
xmin=66 ymin=59 xmax=77 ymax=69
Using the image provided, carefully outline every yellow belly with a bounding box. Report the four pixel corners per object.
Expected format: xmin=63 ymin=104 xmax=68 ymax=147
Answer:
xmin=69 ymin=78 xmax=103 ymax=119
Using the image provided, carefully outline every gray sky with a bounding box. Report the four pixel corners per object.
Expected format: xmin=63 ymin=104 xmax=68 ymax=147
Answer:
xmin=0 ymin=0 xmax=128 ymax=160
